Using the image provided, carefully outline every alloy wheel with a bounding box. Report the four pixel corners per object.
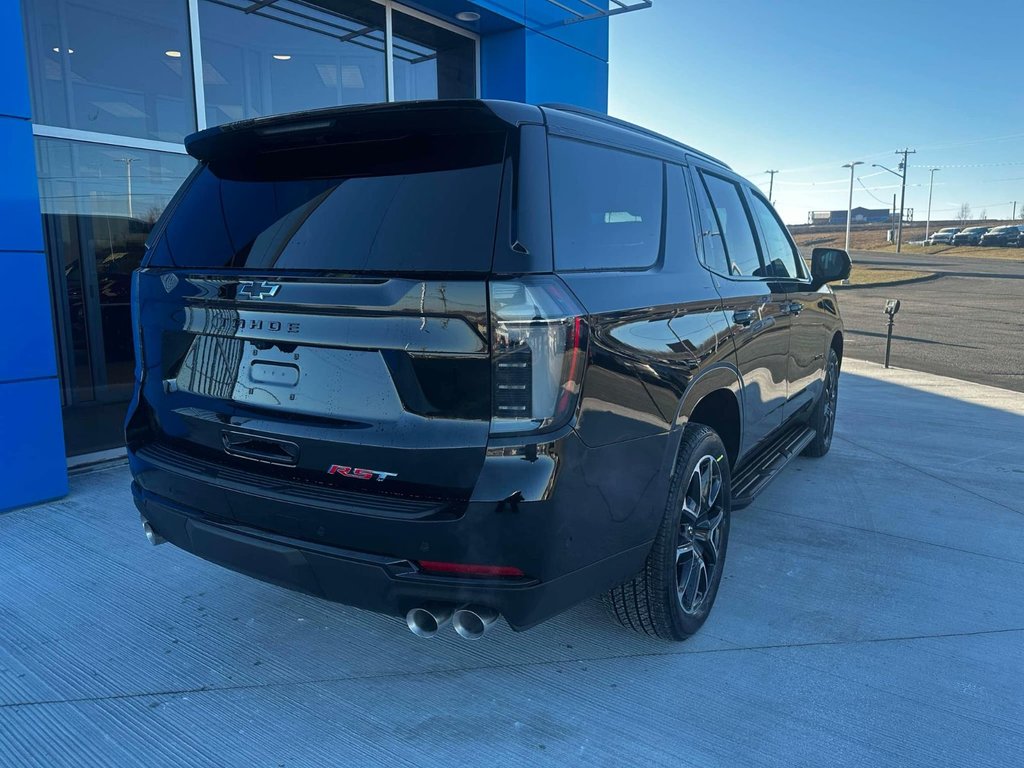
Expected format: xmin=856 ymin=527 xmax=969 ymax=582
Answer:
xmin=676 ymin=455 xmax=725 ymax=615
xmin=822 ymin=358 xmax=838 ymax=445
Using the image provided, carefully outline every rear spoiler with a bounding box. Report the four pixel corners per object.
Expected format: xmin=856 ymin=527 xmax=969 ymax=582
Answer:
xmin=184 ymin=99 xmax=542 ymax=162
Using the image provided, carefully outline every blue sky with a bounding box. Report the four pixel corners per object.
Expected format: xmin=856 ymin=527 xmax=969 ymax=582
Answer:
xmin=609 ymin=0 xmax=1024 ymax=225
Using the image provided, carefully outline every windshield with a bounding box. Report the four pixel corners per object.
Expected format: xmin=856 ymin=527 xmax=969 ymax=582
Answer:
xmin=147 ymin=131 xmax=507 ymax=273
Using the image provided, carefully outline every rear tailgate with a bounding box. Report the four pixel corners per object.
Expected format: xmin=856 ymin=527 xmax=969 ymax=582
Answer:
xmin=132 ymin=271 xmax=490 ymax=500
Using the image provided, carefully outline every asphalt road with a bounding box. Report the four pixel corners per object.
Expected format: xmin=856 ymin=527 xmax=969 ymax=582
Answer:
xmin=835 ymin=249 xmax=1024 ymax=392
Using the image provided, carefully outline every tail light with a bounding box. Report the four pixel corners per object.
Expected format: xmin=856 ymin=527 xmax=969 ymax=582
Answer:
xmin=489 ymin=277 xmax=588 ymax=436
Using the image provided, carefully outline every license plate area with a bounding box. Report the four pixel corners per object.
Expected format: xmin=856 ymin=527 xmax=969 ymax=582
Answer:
xmin=174 ymin=337 xmax=406 ymax=421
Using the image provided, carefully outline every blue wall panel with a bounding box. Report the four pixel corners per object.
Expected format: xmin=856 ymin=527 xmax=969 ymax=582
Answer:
xmin=0 ymin=251 xmax=58 ymax=382
xmin=0 ymin=377 xmax=68 ymax=512
xmin=480 ymin=28 xmax=527 ymax=103
xmin=0 ymin=1 xmax=67 ymax=509
xmin=0 ymin=119 xmax=44 ymax=252
xmin=0 ymin=0 xmax=31 ymax=119
xmin=524 ymin=29 xmax=608 ymax=112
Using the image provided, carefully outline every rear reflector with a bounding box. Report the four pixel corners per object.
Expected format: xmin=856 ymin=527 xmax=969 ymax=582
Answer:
xmin=416 ymin=560 xmax=525 ymax=578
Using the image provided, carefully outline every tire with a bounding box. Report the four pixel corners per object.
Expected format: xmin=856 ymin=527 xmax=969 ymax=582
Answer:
xmin=605 ymin=424 xmax=731 ymax=641
xmin=802 ymin=347 xmax=840 ymax=458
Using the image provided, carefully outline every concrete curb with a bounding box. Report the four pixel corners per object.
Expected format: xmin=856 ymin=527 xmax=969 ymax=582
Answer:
xmin=835 ymin=272 xmax=942 ymax=290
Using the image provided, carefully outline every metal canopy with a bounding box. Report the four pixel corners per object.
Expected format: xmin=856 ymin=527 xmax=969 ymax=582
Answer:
xmin=543 ymin=0 xmax=653 ymax=26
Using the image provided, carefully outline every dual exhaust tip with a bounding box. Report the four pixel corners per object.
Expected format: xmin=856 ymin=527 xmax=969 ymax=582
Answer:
xmin=406 ymin=604 xmax=499 ymax=640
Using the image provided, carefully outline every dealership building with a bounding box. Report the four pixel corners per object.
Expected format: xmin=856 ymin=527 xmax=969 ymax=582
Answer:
xmin=1 ymin=0 xmax=647 ymax=511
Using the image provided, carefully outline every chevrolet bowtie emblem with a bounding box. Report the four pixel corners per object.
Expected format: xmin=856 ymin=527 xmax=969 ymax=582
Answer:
xmin=237 ymin=280 xmax=281 ymax=301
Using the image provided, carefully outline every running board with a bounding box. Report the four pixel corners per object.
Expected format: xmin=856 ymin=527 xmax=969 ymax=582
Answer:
xmin=731 ymin=425 xmax=816 ymax=509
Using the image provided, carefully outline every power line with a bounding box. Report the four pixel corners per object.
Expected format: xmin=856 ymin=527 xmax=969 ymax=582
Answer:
xmin=857 ymin=177 xmax=890 ymax=205
xmin=910 ymin=161 xmax=1024 ymax=169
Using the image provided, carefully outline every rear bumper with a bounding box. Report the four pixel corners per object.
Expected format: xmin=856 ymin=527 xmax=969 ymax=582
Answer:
xmin=135 ymin=486 xmax=652 ymax=631
xmin=128 ymin=430 xmax=670 ymax=631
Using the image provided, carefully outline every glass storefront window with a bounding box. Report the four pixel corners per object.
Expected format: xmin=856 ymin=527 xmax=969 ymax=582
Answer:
xmin=199 ymin=0 xmax=387 ymax=127
xmin=392 ymin=9 xmax=476 ymax=101
xmin=35 ymin=138 xmax=195 ymax=455
xmin=21 ymin=0 xmax=196 ymax=143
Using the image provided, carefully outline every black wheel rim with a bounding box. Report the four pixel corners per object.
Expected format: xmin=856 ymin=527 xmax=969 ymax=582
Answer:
xmin=676 ymin=455 xmax=725 ymax=615
xmin=822 ymin=358 xmax=839 ymax=446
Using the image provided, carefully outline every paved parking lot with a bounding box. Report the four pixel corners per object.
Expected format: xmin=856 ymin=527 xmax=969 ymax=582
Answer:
xmin=839 ymin=250 xmax=1024 ymax=392
xmin=1 ymin=360 xmax=1022 ymax=767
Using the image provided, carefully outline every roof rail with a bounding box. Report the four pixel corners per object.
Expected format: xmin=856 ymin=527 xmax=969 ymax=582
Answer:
xmin=539 ymin=103 xmax=731 ymax=170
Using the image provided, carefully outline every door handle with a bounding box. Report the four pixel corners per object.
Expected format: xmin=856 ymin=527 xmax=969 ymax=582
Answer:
xmin=785 ymin=301 xmax=803 ymax=315
xmin=732 ymin=309 xmax=756 ymax=327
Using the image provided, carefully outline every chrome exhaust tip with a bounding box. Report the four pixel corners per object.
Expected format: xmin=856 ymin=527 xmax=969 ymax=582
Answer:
xmin=406 ymin=604 xmax=454 ymax=638
xmin=452 ymin=606 xmax=499 ymax=640
xmin=142 ymin=519 xmax=165 ymax=546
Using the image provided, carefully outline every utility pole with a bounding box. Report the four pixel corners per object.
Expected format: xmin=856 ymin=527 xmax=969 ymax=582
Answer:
xmin=895 ymin=148 xmax=916 ymax=253
xmin=1014 ymin=201 xmax=1018 ymax=220
xmin=873 ymin=150 xmax=915 ymax=252
xmin=842 ymin=161 xmax=863 ymax=252
xmin=925 ymin=167 xmax=940 ymax=241
xmin=765 ymin=170 xmax=778 ymax=204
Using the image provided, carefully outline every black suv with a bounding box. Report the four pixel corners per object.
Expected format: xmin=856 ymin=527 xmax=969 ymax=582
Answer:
xmin=952 ymin=226 xmax=988 ymax=246
xmin=978 ymin=225 xmax=1021 ymax=247
xmin=128 ymin=100 xmax=850 ymax=642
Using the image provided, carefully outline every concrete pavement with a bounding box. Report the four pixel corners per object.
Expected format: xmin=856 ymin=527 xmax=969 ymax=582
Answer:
xmin=0 ymin=359 xmax=1022 ymax=767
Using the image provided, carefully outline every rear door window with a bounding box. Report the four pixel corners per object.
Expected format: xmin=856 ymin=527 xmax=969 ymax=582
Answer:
xmin=699 ymin=171 xmax=764 ymax=278
xmin=146 ymin=131 xmax=507 ymax=273
xmin=549 ymin=137 xmax=663 ymax=271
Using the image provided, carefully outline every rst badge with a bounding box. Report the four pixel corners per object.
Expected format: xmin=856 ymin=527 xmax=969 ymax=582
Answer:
xmin=328 ymin=465 xmax=398 ymax=482
xmin=238 ymin=280 xmax=281 ymax=300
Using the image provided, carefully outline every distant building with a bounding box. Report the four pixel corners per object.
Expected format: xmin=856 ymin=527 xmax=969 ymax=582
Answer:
xmin=808 ymin=207 xmax=891 ymax=225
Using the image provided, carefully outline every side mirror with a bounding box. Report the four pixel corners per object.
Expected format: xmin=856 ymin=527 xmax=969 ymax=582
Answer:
xmin=810 ymin=247 xmax=852 ymax=289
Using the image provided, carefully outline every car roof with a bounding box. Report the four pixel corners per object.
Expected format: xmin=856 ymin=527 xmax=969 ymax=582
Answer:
xmin=539 ymin=103 xmax=730 ymax=170
xmin=184 ymin=99 xmax=732 ymax=173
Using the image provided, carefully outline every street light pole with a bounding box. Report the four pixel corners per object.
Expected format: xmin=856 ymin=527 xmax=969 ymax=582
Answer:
xmin=841 ymin=162 xmax=863 ymax=252
xmin=872 ymin=155 xmax=915 ymax=253
xmin=765 ymin=170 xmax=778 ymax=204
xmin=925 ymin=167 xmax=940 ymax=242
xmin=119 ymin=156 xmax=139 ymax=219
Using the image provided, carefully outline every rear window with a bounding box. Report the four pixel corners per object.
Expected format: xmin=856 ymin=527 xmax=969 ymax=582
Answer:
xmin=549 ymin=137 xmax=663 ymax=271
xmin=147 ymin=131 xmax=507 ymax=272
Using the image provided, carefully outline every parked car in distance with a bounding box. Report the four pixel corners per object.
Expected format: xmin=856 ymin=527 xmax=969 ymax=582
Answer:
xmin=927 ymin=226 xmax=959 ymax=245
xmin=128 ymin=100 xmax=851 ymax=643
xmin=952 ymin=226 xmax=989 ymax=246
xmin=978 ymin=225 xmax=1021 ymax=247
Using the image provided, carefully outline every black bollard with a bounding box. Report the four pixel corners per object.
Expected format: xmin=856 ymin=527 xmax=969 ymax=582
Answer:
xmin=884 ymin=298 xmax=901 ymax=368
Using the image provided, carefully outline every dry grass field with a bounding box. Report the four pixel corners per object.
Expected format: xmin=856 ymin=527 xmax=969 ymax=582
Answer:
xmin=789 ymin=220 xmax=1023 ymax=258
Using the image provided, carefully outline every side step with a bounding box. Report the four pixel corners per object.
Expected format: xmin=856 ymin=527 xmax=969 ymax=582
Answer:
xmin=731 ymin=425 xmax=816 ymax=509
